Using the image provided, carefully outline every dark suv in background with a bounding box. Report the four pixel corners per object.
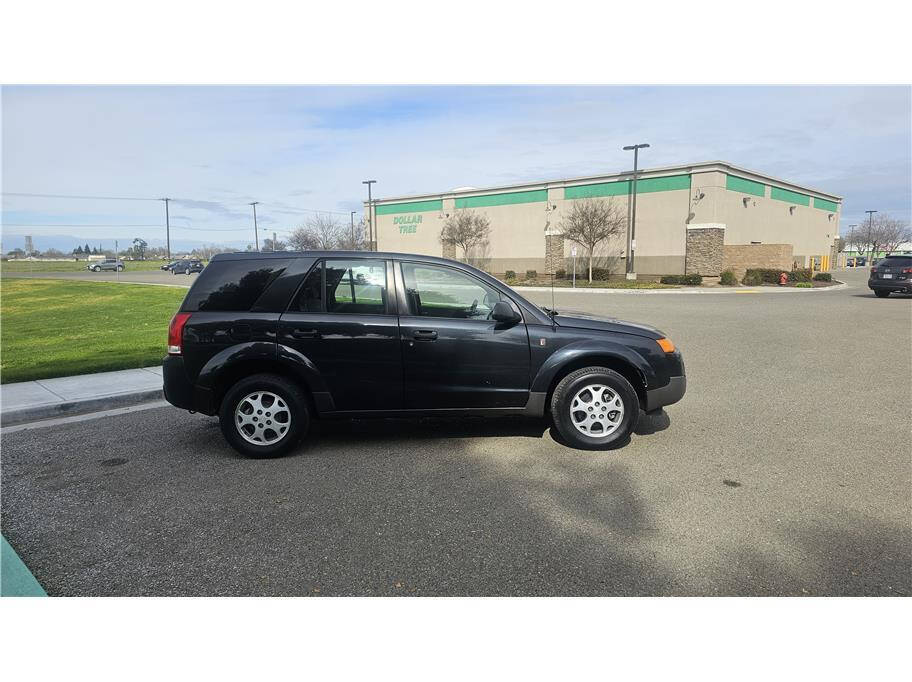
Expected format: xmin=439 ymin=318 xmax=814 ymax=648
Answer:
xmin=868 ymin=255 xmax=912 ymax=297
xmin=163 ymin=252 xmax=686 ymax=458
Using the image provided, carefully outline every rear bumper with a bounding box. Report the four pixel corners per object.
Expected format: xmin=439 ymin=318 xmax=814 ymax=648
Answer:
xmin=163 ymin=355 xmax=217 ymax=415
xmin=645 ymin=375 xmax=686 ymax=411
xmin=869 ymin=280 xmax=911 ymax=292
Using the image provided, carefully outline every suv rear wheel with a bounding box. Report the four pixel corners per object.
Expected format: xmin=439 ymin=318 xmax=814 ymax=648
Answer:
xmin=550 ymin=366 xmax=639 ymax=450
xmin=218 ymin=373 xmax=310 ymax=458
xmin=874 ymin=290 xmax=890 ymax=298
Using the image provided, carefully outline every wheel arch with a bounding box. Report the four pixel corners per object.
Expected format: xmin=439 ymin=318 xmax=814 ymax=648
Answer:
xmin=537 ymin=349 xmax=651 ymax=412
xmin=197 ymin=342 xmax=333 ymax=416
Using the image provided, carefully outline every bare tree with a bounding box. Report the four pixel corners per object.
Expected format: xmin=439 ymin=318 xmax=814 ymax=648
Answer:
xmin=877 ymin=216 xmax=911 ymax=255
xmin=559 ymin=198 xmax=626 ymax=282
xmin=262 ymin=237 xmax=287 ymax=252
xmin=287 ymin=225 xmax=320 ymax=251
xmin=439 ymin=210 xmax=491 ymax=262
xmin=337 ymin=218 xmax=367 ymax=251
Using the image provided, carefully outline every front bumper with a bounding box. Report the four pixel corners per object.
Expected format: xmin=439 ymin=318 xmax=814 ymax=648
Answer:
xmin=645 ymin=375 xmax=686 ymax=411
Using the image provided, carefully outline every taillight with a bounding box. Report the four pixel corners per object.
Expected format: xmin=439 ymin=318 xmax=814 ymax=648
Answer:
xmin=903 ymin=268 xmax=912 ymax=274
xmin=168 ymin=312 xmax=191 ymax=355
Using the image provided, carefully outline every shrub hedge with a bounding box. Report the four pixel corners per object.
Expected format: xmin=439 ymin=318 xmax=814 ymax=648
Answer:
xmin=813 ymin=272 xmax=832 ymax=282
xmin=660 ymin=274 xmax=702 ymax=285
xmin=525 ymin=269 xmax=538 ymax=280
xmin=742 ymin=267 xmax=813 ymax=284
xmin=719 ymin=270 xmax=737 ymax=286
xmin=504 ymin=270 xmax=516 ymax=279
xmin=555 ymin=269 xmax=566 ymax=279
xmin=794 ymin=282 xmax=813 ymax=288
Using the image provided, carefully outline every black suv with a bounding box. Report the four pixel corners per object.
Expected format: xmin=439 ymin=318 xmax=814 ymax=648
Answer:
xmin=163 ymin=252 xmax=686 ymax=457
xmin=170 ymin=259 xmax=205 ymax=275
xmin=869 ymin=255 xmax=912 ymax=297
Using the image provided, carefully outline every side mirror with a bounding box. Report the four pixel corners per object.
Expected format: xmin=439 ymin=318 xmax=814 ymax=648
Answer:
xmin=491 ymin=300 xmax=520 ymax=324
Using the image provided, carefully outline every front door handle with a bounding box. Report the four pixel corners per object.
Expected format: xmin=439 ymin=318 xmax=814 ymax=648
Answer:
xmin=292 ymin=328 xmax=321 ymax=339
xmin=413 ymin=329 xmax=438 ymax=341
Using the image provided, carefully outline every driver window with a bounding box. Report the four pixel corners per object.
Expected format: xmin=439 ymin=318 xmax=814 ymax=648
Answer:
xmin=401 ymin=263 xmax=502 ymax=320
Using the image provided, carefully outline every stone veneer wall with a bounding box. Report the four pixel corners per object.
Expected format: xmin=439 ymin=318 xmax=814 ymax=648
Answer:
xmin=722 ymin=244 xmax=793 ymax=280
xmin=545 ymin=234 xmax=565 ymax=274
xmin=685 ymin=226 xmax=725 ymax=275
xmin=441 ymin=242 xmax=457 ymax=260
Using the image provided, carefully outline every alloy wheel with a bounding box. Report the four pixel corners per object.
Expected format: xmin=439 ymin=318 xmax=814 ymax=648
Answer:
xmin=234 ymin=391 xmax=291 ymax=445
xmin=569 ymin=384 xmax=624 ymax=437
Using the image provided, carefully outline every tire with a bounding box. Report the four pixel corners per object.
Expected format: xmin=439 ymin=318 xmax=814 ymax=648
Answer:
xmin=117 ymin=265 xmax=123 ymax=271
xmin=185 ymin=268 xmax=191 ymax=275
xmin=218 ymin=373 xmax=310 ymax=458
xmin=172 ymin=269 xmax=177 ymax=275
xmin=550 ymin=366 xmax=639 ymax=450
xmin=92 ymin=266 xmax=100 ymax=272
xmin=874 ymin=290 xmax=890 ymax=298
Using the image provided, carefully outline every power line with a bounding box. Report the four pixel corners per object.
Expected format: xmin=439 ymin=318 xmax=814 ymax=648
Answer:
xmin=2 ymin=192 xmax=158 ymax=201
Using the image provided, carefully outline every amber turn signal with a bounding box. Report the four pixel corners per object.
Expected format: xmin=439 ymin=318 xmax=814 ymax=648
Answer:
xmin=656 ymin=338 xmax=676 ymax=353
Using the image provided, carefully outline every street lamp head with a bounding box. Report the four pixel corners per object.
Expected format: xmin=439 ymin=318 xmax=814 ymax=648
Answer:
xmin=362 ymin=180 xmax=377 ymax=185
xmin=623 ymin=143 xmax=650 ymax=150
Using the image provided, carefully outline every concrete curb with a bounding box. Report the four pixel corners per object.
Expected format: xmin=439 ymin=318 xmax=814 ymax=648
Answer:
xmin=513 ymin=282 xmax=849 ymax=295
xmin=1 ymin=388 xmax=165 ymax=427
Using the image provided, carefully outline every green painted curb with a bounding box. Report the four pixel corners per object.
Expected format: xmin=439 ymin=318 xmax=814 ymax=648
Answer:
xmin=1 ymin=535 xmax=47 ymax=597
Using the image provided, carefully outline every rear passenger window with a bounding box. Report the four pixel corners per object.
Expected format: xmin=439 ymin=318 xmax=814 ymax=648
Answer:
xmin=182 ymin=259 xmax=291 ymax=312
xmin=292 ymin=259 xmax=389 ymax=315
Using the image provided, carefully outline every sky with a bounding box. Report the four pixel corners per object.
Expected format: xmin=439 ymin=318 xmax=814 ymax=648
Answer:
xmin=2 ymin=85 xmax=910 ymax=252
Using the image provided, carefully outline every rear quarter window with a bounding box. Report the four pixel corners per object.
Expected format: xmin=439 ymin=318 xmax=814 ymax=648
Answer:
xmin=181 ymin=259 xmax=291 ymax=312
xmin=880 ymin=256 xmax=912 ymax=267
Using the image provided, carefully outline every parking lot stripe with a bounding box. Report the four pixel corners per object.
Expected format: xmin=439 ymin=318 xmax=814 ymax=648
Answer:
xmin=1 ymin=536 xmax=46 ymax=597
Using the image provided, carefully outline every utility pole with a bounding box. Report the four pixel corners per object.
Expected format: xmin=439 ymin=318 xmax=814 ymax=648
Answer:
xmin=622 ymin=143 xmax=650 ymax=279
xmin=865 ymin=210 xmax=877 ymax=262
xmin=272 ymin=231 xmax=277 ymax=252
xmin=362 ymin=180 xmax=377 ymax=251
xmin=160 ymin=198 xmax=172 ymax=259
xmin=249 ymin=201 xmax=260 ymax=251
xmin=350 ymin=211 xmax=356 ymax=249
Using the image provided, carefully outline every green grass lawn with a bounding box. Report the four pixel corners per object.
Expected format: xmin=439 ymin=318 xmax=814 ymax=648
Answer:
xmin=0 ymin=279 xmax=186 ymax=384
xmin=1 ymin=259 xmax=181 ymax=273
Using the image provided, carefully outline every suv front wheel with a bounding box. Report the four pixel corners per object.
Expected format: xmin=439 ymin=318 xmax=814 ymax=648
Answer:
xmin=219 ymin=373 xmax=310 ymax=458
xmin=550 ymin=367 xmax=639 ymax=450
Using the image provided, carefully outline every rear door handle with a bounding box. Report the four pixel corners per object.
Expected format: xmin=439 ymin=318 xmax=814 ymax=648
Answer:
xmin=291 ymin=328 xmax=321 ymax=339
xmin=413 ymin=330 xmax=438 ymax=341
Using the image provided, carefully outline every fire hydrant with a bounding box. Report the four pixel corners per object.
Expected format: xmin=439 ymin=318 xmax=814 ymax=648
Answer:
xmin=778 ymin=272 xmax=788 ymax=286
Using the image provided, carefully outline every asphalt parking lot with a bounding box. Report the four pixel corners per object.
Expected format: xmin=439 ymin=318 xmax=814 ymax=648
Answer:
xmin=2 ymin=268 xmax=909 ymax=596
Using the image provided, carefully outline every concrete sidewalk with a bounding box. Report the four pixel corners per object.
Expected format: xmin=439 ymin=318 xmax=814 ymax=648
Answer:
xmin=1 ymin=366 xmax=164 ymax=427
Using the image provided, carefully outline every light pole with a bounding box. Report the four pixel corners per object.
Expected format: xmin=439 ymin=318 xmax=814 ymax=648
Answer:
xmin=622 ymin=143 xmax=649 ymax=279
xmin=350 ymin=211 xmax=356 ymax=249
xmin=865 ymin=210 xmax=877 ymax=263
xmin=362 ymin=180 xmax=377 ymax=251
xmin=249 ymin=201 xmax=260 ymax=251
xmin=159 ymin=198 xmax=172 ymax=260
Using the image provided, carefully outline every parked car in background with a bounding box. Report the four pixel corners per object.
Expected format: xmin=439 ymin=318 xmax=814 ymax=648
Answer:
xmin=86 ymin=258 xmax=124 ymax=272
xmin=171 ymin=259 xmax=205 ymax=275
xmin=163 ymin=251 xmax=686 ymax=458
xmin=161 ymin=261 xmax=180 ymax=271
xmin=868 ymin=255 xmax=912 ymax=297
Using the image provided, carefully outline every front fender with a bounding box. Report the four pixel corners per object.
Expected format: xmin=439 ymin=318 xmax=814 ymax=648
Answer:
xmin=530 ymin=339 xmax=656 ymax=394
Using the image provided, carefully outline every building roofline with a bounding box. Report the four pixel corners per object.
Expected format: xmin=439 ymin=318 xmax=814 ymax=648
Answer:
xmin=370 ymin=160 xmax=843 ymax=205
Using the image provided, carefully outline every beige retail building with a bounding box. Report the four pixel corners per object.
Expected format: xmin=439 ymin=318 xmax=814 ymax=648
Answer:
xmin=366 ymin=161 xmax=843 ymax=277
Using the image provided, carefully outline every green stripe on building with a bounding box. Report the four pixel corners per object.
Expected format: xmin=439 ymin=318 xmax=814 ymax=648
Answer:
xmin=454 ymin=189 xmax=547 ymax=209
xmin=564 ymin=180 xmax=629 ymax=199
xmin=813 ymin=197 xmax=838 ymax=212
xmin=564 ymin=174 xmax=690 ymax=200
xmin=1 ymin=536 xmax=46 ymax=597
xmin=770 ymin=187 xmax=810 ymax=206
xmin=375 ymin=199 xmax=443 ymax=215
xmin=726 ymin=174 xmax=766 ymax=197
